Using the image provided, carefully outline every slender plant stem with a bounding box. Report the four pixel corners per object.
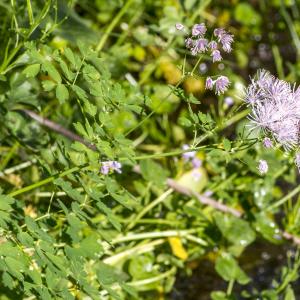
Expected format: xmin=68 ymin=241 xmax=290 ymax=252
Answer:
xmin=128 ymin=266 xmax=176 ymax=286
xmin=267 ymin=185 xmax=300 ymax=211
xmin=103 ymin=239 xmax=165 ymax=265
xmin=126 ymin=188 xmax=173 ymax=230
xmin=96 ymin=0 xmax=134 ymax=52
xmin=125 ymin=75 xmax=186 ymax=136
xmin=8 ymin=164 xmax=89 ymax=197
xmin=112 ymin=229 xmax=198 ymax=244
xmin=226 ymin=278 xmax=235 ymax=295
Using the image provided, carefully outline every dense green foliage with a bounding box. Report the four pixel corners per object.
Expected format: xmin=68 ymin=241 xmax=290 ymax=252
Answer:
xmin=0 ymin=0 xmax=300 ymax=299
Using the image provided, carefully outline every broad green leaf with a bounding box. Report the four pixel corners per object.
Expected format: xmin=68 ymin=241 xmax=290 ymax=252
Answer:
xmin=234 ymin=3 xmax=262 ymax=26
xmin=254 ymin=213 xmax=281 ymax=244
xmin=23 ymin=63 xmax=40 ymax=77
xmin=214 ymin=212 xmax=256 ymax=247
xmin=140 ymin=159 xmax=169 ymax=188
xmin=83 ymin=99 xmax=97 ymax=117
xmin=56 ymin=84 xmax=69 ymax=104
xmin=215 ymin=253 xmax=250 ymax=285
xmin=285 ymin=286 xmax=296 ymax=300
xmin=42 ymin=80 xmax=56 ymax=91
xmin=42 ymin=62 xmax=61 ymax=83
xmin=54 ymin=178 xmax=84 ymax=203
xmin=64 ymin=48 xmax=76 ymax=67
xmin=223 ymin=138 xmax=231 ymax=152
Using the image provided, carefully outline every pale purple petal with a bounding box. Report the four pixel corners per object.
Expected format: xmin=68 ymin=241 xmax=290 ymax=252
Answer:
xmin=224 ymin=96 xmax=234 ymax=106
xmin=175 ymin=23 xmax=185 ymax=31
xmin=262 ymin=137 xmax=273 ymax=148
xmin=205 ymin=77 xmax=214 ymax=90
xmin=192 ymin=157 xmax=202 ymax=168
xmin=215 ymin=76 xmax=230 ymax=95
xmin=258 ymin=159 xmax=268 ymax=175
xmin=208 ymin=41 xmax=218 ymax=50
xmin=191 ymin=38 xmax=208 ymax=55
xmin=182 ymin=144 xmax=195 ymax=161
xmin=211 ymin=49 xmax=222 ymax=62
xmin=192 ymin=23 xmax=207 ymax=36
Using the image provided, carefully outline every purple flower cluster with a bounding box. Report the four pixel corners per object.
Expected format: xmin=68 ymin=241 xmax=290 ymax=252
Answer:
xmin=245 ymin=69 xmax=300 ymax=172
xmin=100 ymin=161 xmax=122 ymax=175
xmin=175 ymin=23 xmax=233 ymax=95
xmin=175 ymin=23 xmax=234 ymax=58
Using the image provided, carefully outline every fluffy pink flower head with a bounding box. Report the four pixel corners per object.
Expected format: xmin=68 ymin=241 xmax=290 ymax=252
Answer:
xmin=245 ymin=69 xmax=300 ymax=151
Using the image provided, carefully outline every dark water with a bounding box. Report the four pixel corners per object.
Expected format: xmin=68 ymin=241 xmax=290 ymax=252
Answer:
xmin=170 ymin=242 xmax=300 ymax=299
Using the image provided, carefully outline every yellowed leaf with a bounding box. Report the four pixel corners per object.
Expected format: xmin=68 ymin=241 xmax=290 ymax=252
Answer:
xmin=168 ymin=237 xmax=188 ymax=260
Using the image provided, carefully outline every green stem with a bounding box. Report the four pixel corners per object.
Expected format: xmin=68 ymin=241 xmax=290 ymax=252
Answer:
xmin=267 ymin=185 xmax=300 ymax=212
xmin=112 ymin=229 xmax=198 ymax=244
xmin=125 ymin=75 xmax=186 ymax=136
xmin=128 ymin=266 xmax=177 ymax=286
xmin=103 ymin=239 xmax=165 ymax=265
xmin=96 ymin=0 xmax=134 ymax=52
xmin=226 ymin=278 xmax=235 ymax=295
xmin=190 ymin=55 xmax=203 ymax=75
xmin=129 ymin=145 xmax=207 ymax=161
xmin=8 ymin=163 xmax=89 ymax=197
xmin=126 ymin=188 xmax=173 ymax=230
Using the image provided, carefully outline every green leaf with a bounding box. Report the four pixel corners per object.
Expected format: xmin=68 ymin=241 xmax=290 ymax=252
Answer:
xmin=211 ymin=291 xmax=233 ymax=300
xmin=83 ymin=99 xmax=97 ymax=117
xmin=54 ymin=178 xmax=84 ymax=203
xmin=214 ymin=212 xmax=256 ymax=247
xmin=42 ymin=62 xmax=61 ymax=83
xmin=64 ymin=48 xmax=76 ymax=68
xmin=56 ymin=84 xmax=69 ymax=104
xmin=223 ymin=138 xmax=231 ymax=152
xmin=23 ymin=63 xmax=40 ymax=77
xmin=5 ymin=257 xmax=25 ymax=281
xmin=285 ymin=286 xmax=296 ymax=300
xmin=234 ymin=3 xmax=262 ymax=26
xmin=254 ymin=213 xmax=281 ymax=244
xmin=178 ymin=116 xmax=192 ymax=127
xmin=215 ymin=253 xmax=250 ymax=285
xmin=140 ymin=159 xmax=169 ymax=188
xmin=42 ymin=80 xmax=56 ymax=91
xmin=96 ymin=262 xmax=119 ymax=286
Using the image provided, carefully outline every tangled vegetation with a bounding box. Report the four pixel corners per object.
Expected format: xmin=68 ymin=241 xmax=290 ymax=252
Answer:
xmin=0 ymin=1 xmax=300 ymax=299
